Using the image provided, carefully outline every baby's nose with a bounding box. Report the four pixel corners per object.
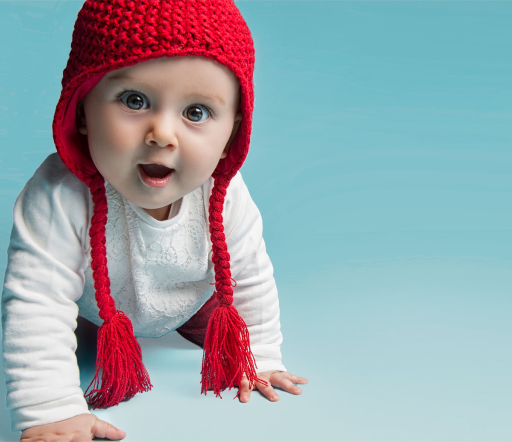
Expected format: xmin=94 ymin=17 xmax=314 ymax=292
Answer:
xmin=146 ymin=137 xmax=176 ymax=149
xmin=145 ymin=117 xmax=178 ymax=148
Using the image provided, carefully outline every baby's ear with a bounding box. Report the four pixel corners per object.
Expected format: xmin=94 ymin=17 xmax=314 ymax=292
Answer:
xmin=76 ymin=100 xmax=87 ymax=135
xmin=221 ymin=111 xmax=242 ymax=159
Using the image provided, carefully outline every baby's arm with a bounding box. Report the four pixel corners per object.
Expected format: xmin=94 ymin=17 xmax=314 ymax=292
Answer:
xmin=1 ymin=155 xmax=123 ymax=439
xmin=217 ymin=173 xmax=308 ymax=402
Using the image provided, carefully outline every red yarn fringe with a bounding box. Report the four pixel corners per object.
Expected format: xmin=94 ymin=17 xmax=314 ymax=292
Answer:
xmin=201 ymin=304 xmax=267 ymax=398
xmin=85 ymin=311 xmax=152 ymax=408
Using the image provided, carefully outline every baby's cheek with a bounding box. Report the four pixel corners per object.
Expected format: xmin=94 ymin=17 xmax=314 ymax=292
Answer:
xmin=186 ymin=147 xmax=222 ymax=176
xmin=105 ymin=127 xmax=137 ymax=153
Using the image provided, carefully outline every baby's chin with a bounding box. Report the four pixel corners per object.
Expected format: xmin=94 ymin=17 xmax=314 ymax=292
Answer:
xmin=129 ymin=193 xmax=180 ymax=211
xmin=105 ymin=181 xmax=177 ymax=211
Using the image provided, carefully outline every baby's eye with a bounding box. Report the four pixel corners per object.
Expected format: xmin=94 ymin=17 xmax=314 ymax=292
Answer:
xmin=184 ymin=105 xmax=210 ymax=122
xmin=118 ymin=91 xmax=149 ymax=110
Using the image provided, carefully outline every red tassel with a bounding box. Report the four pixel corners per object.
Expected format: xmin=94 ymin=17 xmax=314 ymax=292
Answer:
xmin=85 ymin=311 xmax=152 ymax=408
xmin=201 ymin=304 xmax=267 ymax=398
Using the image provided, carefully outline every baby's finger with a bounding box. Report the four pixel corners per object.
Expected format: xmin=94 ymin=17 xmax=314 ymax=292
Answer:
xmin=291 ymin=374 xmax=309 ymax=384
xmin=255 ymin=378 xmax=279 ymax=402
xmin=271 ymin=373 xmax=304 ymax=395
xmin=238 ymin=376 xmax=254 ymax=403
xmin=91 ymin=418 xmax=126 ymax=440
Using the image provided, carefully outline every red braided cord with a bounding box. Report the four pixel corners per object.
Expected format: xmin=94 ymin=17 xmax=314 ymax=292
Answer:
xmin=201 ymin=176 xmax=265 ymax=396
xmin=85 ymin=174 xmax=152 ymax=408
xmin=208 ymin=175 xmax=234 ymax=306
xmin=88 ymin=173 xmax=115 ymax=321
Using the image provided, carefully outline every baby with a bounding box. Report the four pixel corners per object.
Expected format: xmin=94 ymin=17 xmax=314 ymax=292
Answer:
xmin=1 ymin=1 xmax=307 ymax=441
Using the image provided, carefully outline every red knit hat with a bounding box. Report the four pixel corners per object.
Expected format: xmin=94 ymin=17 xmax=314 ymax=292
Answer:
xmin=52 ymin=0 xmax=262 ymax=408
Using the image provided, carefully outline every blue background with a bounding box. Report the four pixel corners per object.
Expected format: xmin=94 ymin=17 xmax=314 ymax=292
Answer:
xmin=0 ymin=1 xmax=511 ymax=441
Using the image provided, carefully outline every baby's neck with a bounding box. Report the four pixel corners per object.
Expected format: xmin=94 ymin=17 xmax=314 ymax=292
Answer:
xmin=143 ymin=204 xmax=171 ymax=221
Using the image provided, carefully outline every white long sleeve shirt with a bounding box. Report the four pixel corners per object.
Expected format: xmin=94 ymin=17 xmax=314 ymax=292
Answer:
xmin=1 ymin=153 xmax=285 ymax=432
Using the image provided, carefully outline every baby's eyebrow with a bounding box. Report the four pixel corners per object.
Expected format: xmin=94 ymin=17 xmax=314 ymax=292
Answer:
xmin=106 ymin=73 xmax=226 ymax=105
xmin=183 ymin=92 xmax=226 ymax=105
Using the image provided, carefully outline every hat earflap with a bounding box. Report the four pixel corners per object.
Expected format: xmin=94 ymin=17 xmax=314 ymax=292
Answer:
xmin=201 ymin=175 xmax=267 ymax=396
xmin=84 ymin=173 xmax=152 ymax=408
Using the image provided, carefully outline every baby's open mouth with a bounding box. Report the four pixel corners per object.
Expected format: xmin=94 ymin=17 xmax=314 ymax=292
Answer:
xmin=138 ymin=164 xmax=174 ymax=188
xmin=139 ymin=163 xmax=173 ymax=178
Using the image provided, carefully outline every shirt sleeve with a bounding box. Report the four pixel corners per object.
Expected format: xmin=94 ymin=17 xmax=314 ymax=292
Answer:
xmin=205 ymin=173 xmax=287 ymax=374
xmin=1 ymin=154 xmax=92 ymax=432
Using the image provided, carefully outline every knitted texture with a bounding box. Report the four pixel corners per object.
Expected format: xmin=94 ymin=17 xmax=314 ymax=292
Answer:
xmin=51 ymin=0 xmax=260 ymax=408
xmin=208 ymin=176 xmax=234 ymax=307
xmin=88 ymin=173 xmax=115 ymax=322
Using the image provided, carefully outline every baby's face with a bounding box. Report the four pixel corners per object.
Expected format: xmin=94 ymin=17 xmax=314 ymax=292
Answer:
xmin=77 ymin=56 xmax=241 ymax=218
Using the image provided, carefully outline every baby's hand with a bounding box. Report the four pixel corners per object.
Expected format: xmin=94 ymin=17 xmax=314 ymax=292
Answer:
xmin=238 ymin=371 xmax=308 ymax=403
xmin=20 ymin=413 xmax=126 ymax=442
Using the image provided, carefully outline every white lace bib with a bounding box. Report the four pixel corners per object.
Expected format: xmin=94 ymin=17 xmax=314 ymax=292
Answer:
xmin=77 ymin=182 xmax=215 ymax=337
